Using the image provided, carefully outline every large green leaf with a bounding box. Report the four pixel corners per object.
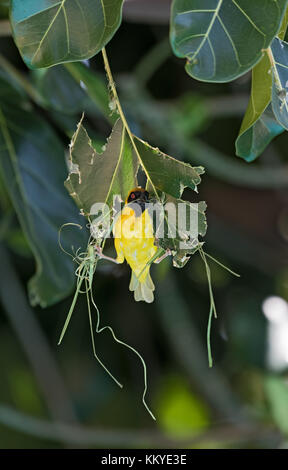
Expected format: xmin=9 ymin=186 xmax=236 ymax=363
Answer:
xmin=170 ymin=0 xmax=288 ymax=83
xmin=65 ymin=117 xmax=139 ymax=215
xmin=10 ymin=0 xmax=124 ymax=69
xmin=0 ymin=74 xmax=88 ymax=307
xmin=270 ymin=37 xmax=288 ymax=130
xmin=236 ymin=11 xmax=288 ymax=161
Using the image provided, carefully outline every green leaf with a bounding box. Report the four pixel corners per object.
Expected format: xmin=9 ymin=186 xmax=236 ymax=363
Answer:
xmin=33 ymin=65 xmax=91 ymax=115
xmin=64 ymin=62 xmax=112 ymax=122
xmin=10 ymin=0 xmax=124 ymax=69
xmin=134 ymin=137 xmax=204 ymax=199
xmin=65 ymin=117 xmax=139 ymax=215
xmin=278 ymin=3 xmax=288 ymax=40
xmin=0 ymin=75 xmax=88 ymax=307
xmin=270 ymin=37 xmax=288 ymax=130
xmin=236 ymin=53 xmax=272 ymax=160
xmin=66 ymin=116 xmax=206 ymax=266
xmin=132 ymin=139 xmax=206 ymax=267
xmin=170 ymin=0 xmax=288 ymax=83
xmin=236 ymin=10 xmax=288 ymax=161
xmin=155 ymin=197 xmax=207 ymax=268
xmin=236 ymin=103 xmax=284 ymax=162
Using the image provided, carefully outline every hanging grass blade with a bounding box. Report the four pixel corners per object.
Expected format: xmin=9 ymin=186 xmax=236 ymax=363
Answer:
xmin=85 ymin=279 xmax=123 ymax=389
xmin=89 ymin=287 xmax=156 ymax=421
xmin=58 ymin=270 xmax=85 ymax=345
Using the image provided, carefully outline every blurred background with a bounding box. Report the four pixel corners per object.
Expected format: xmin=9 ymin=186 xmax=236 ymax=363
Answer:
xmin=1 ymin=0 xmax=288 ymax=449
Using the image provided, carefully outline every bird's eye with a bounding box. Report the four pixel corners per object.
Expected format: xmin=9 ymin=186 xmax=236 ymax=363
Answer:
xmin=130 ymin=192 xmax=136 ymax=199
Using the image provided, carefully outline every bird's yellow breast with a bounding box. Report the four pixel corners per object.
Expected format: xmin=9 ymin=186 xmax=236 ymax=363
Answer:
xmin=113 ymin=206 xmax=157 ymax=281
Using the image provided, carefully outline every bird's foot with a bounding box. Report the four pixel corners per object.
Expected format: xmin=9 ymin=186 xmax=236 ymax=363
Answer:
xmin=94 ymin=245 xmax=119 ymax=264
xmin=154 ymin=249 xmax=172 ymax=264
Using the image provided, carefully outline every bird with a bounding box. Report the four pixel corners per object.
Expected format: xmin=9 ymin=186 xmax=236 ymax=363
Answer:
xmin=113 ymin=187 xmax=158 ymax=303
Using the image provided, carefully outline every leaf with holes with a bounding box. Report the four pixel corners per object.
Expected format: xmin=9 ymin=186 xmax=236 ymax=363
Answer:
xmin=170 ymin=0 xmax=288 ymax=83
xmin=66 ymin=117 xmax=206 ymax=265
xmin=134 ymin=137 xmax=204 ymax=199
xmin=10 ymin=0 xmax=124 ymax=69
xmin=65 ymin=117 xmax=139 ymax=215
xmin=132 ymin=139 xmax=206 ymax=266
xmin=154 ymin=197 xmax=207 ymax=268
xmin=270 ymin=37 xmax=288 ymax=130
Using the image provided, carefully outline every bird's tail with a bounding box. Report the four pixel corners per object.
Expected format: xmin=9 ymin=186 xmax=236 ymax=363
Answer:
xmin=129 ymin=269 xmax=155 ymax=303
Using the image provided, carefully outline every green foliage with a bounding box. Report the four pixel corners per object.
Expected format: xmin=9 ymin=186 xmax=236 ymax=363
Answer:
xmin=10 ymin=0 xmax=124 ymax=69
xmin=0 ymin=74 xmax=88 ymax=307
xmin=1 ymin=1 xmax=287 ymax=444
xmin=155 ymin=197 xmax=207 ymax=269
xmin=134 ymin=137 xmax=204 ymax=198
xmin=34 ymin=65 xmax=91 ymax=114
xmin=236 ymin=14 xmax=288 ymax=161
xmin=236 ymin=103 xmax=284 ymax=162
xmin=270 ymin=37 xmax=288 ymax=130
xmin=64 ymin=62 xmax=112 ymax=121
xmin=66 ymin=118 xmax=138 ymax=214
xmin=169 ymin=0 xmax=288 ymax=161
xmin=66 ymin=112 xmax=207 ymax=268
xmin=170 ymin=0 xmax=287 ymax=83
xmin=7 ymin=0 xmax=288 ymax=163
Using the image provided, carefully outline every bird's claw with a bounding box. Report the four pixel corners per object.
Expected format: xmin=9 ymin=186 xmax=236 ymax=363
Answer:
xmin=154 ymin=249 xmax=172 ymax=264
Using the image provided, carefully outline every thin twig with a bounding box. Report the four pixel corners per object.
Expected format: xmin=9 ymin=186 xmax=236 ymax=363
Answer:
xmin=101 ymin=47 xmax=160 ymax=199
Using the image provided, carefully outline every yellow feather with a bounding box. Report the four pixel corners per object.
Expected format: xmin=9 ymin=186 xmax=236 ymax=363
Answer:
xmin=113 ymin=202 xmax=157 ymax=303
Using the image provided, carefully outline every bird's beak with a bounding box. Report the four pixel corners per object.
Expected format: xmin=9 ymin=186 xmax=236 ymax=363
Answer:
xmin=139 ymin=192 xmax=148 ymax=202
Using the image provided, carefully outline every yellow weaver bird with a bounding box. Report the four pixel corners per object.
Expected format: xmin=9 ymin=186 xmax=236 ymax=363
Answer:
xmin=113 ymin=187 xmax=158 ymax=303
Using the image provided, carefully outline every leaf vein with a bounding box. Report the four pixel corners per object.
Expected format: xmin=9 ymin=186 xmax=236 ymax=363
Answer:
xmin=232 ymin=0 xmax=266 ymax=37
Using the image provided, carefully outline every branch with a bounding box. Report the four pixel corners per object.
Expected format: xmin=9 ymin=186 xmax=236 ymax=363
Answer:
xmin=0 ymin=244 xmax=78 ymax=432
xmin=0 ymin=404 xmax=280 ymax=448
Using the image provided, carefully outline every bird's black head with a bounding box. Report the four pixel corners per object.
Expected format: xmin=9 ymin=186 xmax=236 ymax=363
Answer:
xmin=126 ymin=188 xmax=149 ymax=216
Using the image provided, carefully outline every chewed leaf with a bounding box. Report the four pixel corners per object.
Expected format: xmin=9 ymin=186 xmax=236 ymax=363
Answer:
xmin=10 ymin=0 xmax=124 ymax=69
xmin=154 ymin=196 xmax=207 ymax=267
xmin=66 ymin=112 xmax=207 ymax=268
xmin=134 ymin=136 xmax=204 ymax=198
xmin=65 ymin=117 xmax=138 ymax=215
